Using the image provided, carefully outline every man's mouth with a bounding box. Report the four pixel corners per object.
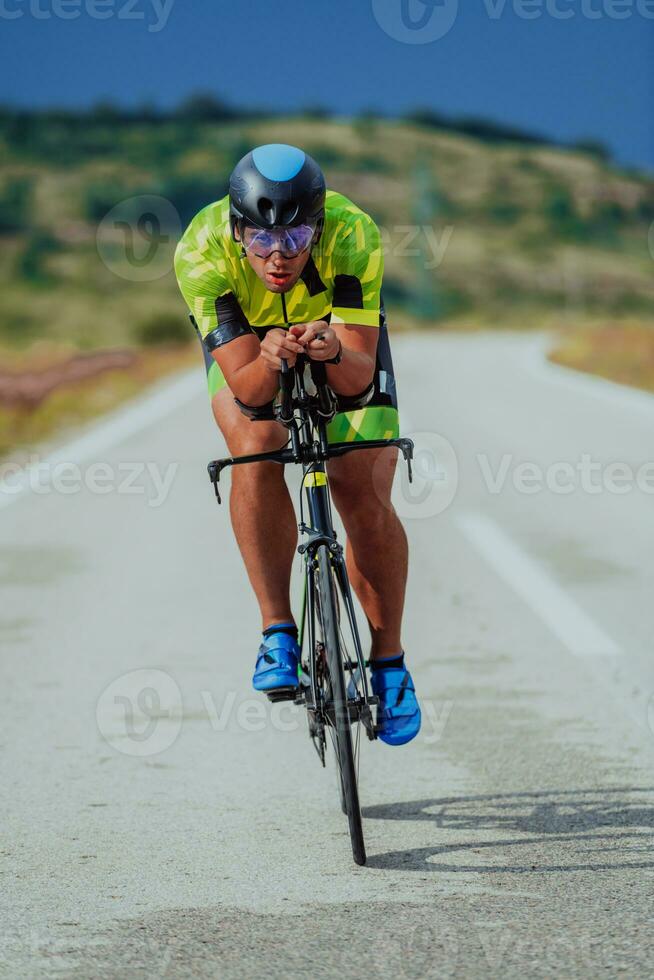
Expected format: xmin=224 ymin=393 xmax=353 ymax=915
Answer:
xmin=266 ymin=270 xmax=292 ymax=286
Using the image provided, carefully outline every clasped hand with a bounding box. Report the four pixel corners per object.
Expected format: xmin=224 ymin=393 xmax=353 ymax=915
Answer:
xmin=260 ymin=321 xmax=340 ymax=371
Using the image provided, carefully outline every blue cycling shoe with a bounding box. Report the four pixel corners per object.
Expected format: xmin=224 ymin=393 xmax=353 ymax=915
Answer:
xmin=252 ymin=624 xmax=300 ymax=693
xmin=371 ymin=660 xmax=421 ymax=746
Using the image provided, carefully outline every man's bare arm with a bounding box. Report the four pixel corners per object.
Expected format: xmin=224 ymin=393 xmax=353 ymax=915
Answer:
xmin=212 ymin=329 xmax=304 ymax=406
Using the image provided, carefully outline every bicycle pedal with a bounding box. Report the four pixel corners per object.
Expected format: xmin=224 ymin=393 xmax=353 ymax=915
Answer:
xmin=266 ymin=686 xmax=299 ymax=703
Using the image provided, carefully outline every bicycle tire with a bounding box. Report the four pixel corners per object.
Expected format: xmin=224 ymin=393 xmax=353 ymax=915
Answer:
xmin=315 ymin=544 xmax=366 ymax=866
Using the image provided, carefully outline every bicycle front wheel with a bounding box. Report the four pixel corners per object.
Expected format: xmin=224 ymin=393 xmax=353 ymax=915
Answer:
xmin=315 ymin=544 xmax=366 ymax=866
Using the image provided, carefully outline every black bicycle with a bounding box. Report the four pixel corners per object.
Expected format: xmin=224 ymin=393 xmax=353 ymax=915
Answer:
xmin=207 ymin=354 xmax=414 ymax=866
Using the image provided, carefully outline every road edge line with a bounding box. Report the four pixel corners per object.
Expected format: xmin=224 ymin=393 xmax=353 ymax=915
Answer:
xmin=456 ymin=510 xmax=621 ymax=658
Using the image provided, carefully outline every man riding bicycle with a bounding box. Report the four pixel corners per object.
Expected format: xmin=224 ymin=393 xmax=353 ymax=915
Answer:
xmin=174 ymin=143 xmax=420 ymax=745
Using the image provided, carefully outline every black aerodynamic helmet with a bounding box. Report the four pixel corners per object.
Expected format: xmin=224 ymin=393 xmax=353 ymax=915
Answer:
xmin=229 ymin=143 xmax=326 ymax=239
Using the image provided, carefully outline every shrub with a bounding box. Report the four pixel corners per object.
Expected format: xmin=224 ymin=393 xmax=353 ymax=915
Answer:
xmin=0 ymin=176 xmax=33 ymax=233
xmin=135 ymin=312 xmax=191 ymax=347
xmin=302 ymin=143 xmax=348 ymax=169
xmin=160 ymin=175 xmax=222 ymax=227
xmin=175 ymin=93 xmax=234 ymax=122
xmin=15 ymin=231 xmax=59 ymax=283
xmin=544 ymin=186 xmax=589 ymax=241
xmin=84 ymin=183 xmax=134 ymax=223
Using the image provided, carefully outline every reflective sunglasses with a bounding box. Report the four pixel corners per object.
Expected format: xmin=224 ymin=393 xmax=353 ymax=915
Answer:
xmin=240 ymin=222 xmax=316 ymax=259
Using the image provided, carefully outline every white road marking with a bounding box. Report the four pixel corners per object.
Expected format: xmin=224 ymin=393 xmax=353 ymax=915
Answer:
xmin=524 ymin=335 xmax=654 ymax=419
xmin=0 ymin=368 xmax=203 ymax=510
xmin=456 ymin=511 xmax=622 ymax=657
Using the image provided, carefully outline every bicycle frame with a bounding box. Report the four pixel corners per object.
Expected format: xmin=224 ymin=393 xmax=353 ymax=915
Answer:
xmin=207 ymin=354 xmax=415 ymax=730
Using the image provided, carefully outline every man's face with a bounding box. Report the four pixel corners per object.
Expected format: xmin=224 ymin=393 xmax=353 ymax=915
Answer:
xmin=235 ymin=224 xmax=313 ymax=293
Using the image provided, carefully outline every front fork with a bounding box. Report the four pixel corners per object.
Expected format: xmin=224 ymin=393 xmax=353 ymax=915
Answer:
xmin=297 ymin=471 xmax=377 ymax=744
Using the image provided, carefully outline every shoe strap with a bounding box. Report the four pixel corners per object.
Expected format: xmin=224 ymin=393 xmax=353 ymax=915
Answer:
xmin=263 ymin=624 xmax=298 ymax=638
xmin=256 ymin=644 xmax=297 ymax=671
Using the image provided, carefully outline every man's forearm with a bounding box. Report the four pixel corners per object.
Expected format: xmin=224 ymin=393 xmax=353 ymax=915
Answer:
xmin=325 ymin=347 xmax=375 ymax=397
xmin=228 ymin=355 xmax=280 ymax=406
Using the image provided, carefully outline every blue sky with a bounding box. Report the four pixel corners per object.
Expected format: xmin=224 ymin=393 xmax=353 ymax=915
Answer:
xmin=1 ymin=0 xmax=652 ymax=170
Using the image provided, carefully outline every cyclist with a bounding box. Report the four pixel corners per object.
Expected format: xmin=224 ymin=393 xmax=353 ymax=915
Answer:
xmin=174 ymin=144 xmax=420 ymax=746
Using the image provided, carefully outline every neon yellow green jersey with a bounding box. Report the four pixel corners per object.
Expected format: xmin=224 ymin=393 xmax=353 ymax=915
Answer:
xmin=174 ymin=189 xmax=399 ymax=444
xmin=174 ymin=190 xmax=384 ymax=351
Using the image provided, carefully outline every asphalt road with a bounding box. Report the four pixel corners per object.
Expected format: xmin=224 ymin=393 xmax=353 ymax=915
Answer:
xmin=2 ymin=331 xmax=654 ymax=979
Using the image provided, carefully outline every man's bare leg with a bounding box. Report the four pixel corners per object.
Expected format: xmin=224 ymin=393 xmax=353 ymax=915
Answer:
xmin=327 ymin=446 xmax=408 ymax=660
xmin=212 ymin=389 xmax=297 ymax=631
xmin=212 ymin=390 xmax=407 ymax=654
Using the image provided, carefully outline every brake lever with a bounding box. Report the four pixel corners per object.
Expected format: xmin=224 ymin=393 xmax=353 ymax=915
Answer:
xmin=397 ymin=437 xmax=414 ymax=483
xmin=208 ymin=460 xmax=225 ymax=504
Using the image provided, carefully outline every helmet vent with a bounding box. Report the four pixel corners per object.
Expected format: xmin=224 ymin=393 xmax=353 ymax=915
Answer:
xmin=280 ymin=202 xmax=299 ymax=225
xmin=257 ymin=197 xmax=274 ymax=223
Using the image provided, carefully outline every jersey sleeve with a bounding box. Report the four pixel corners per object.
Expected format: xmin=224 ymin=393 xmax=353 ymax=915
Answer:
xmin=331 ymin=210 xmax=384 ymax=328
xmin=174 ymin=219 xmax=251 ymax=351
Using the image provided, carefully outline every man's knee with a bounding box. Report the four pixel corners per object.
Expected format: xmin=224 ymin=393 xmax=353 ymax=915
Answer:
xmin=230 ymin=421 xmax=287 ymax=456
xmin=212 ymin=390 xmax=286 ymax=456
